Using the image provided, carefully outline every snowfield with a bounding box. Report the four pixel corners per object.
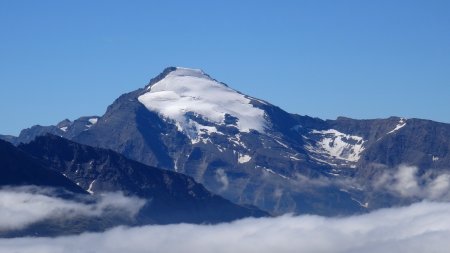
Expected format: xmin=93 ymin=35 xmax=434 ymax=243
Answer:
xmin=138 ymin=67 xmax=267 ymax=142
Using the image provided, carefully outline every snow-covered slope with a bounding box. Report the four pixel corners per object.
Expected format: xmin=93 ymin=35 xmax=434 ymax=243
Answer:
xmin=305 ymin=129 xmax=366 ymax=167
xmin=138 ymin=68 xmax=267 ymax=143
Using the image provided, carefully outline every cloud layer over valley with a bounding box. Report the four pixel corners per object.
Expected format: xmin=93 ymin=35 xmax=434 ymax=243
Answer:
xmin=0 ymin=186 xmax=145 ymax=231
xmin=1 ymin=201 xmax=450 ymax=253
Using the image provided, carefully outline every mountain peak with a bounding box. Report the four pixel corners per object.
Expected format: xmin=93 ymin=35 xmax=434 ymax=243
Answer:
xmin=145 ymin=67 xmax=215 ymax=90
xmin=170 ymin=67 xmax=210 ymax=79
xmin=152 ymin=67 xmax=214 ymax=88
xmin=138 ymin=67 xmax=267 ymax=139
xmin=56 ymin=119 xmax=72 ymax=128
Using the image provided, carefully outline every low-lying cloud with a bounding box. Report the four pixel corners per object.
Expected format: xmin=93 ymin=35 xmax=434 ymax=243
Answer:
xmin=0 ymin=186 xmax=145 ymax=231
xmin=293 ymin=164 xmax=450 ymax=202
xmin=374 ymin=165 xmax=450 ymax=200
xmin=1 ymin=201 xmax=450 ymax=253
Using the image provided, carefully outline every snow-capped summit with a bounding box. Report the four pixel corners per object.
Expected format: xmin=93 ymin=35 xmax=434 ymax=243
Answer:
xmin=138 ymin=67 xmax=267 ymax=140
xmin=162 ymin=67 xmax=213 ymax=80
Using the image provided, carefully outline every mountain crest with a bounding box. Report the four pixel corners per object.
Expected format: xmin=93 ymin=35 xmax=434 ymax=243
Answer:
xmin=165 ymin=67 xmax=212 ymax=81
xmin=146 ymin=67 xmax=215 ymax=89
xmin=138 ymin=67 xmax=267 ymax=136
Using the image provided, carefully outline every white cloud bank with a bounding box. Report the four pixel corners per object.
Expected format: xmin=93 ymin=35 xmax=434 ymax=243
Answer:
xmin=0 ymin=186 xmax=145 ymax=231
xmin=1 ymin=201 xmax=450 ymax=253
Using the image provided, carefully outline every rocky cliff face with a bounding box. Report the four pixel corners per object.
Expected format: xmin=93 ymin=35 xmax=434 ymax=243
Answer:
xmin=19 ymin=135 xmax=267 ymax=224
xmin=0 ymin=139 xmax=86 ymax=193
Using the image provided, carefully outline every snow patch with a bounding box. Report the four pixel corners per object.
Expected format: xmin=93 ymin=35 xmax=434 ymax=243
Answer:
xmin=188 ymin=122 xmax=219 ymax=144
xmin=274 ymin=139 xmax=289 ymax=149
xmin=260 ymin=167 xmax=289 ymax=180
xmin=289 ymin=156 xmax=301 ymax=161
xmin=138 ymin=67 xmax=267 ymax=141
xmin=229 ymin=134 xmax=248 ymax=149
xmin=238 ymin=154 xmax=251 ymax=164
xmin=306 ymin=129 xmax=366 ymax=165
xmin=85 ymin=118 xmax=99 ymax=129
xmin=326 ymin=172 xmax=340 ymax=177
xmin=87 ymin=180 xmax=96 ymax=195
xmin=309 ymin=156 xmax=339 ymax=166
xmin=88 ymin=118 xmax=98 ymax=125
xmin=352 ymin=198 xmax=369 ymax=208
xmin=60 ymin=126 xmax=68 ymax=132
xmin=387 ymin=118 xmax=407 ymax=135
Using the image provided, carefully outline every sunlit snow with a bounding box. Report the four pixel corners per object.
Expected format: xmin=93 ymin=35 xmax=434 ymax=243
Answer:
xmin=306 ymin=129 xmax=366 ymax=165
xmin=87 ymin=180 xmax=96 ymax=194
xmin=238 ymin=154 xmax=251 ymax=164
xmin=88 ymin=118 xmax=98 ymax=125
xmin=387 ymin=118 xmax=407 ymax=135
xmin=138 ymin=67 xmax=267 ymax=142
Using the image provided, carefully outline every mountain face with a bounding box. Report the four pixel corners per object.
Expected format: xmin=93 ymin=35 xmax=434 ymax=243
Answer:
xmin=0 ymin=139 xmax=86 ymax=193
xmin=0 ymin=135 xmax=266 ymax=237
xmin=68 ymin=67 xmax=362 ymax=215
xmin=6 ymin=67 xmax=450 ymax=215
xmin=19 ymin=135 xmax=267 ymax=224
xmin=0 ymin=139 xmax=115 ymax=237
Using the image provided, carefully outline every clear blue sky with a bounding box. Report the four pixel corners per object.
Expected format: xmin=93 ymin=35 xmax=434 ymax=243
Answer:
xmin=1 ymin=0 xmax=449 ymax=135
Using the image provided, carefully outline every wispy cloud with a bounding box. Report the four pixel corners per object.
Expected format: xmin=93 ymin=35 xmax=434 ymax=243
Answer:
xmin=292 ymin=164 xmax=450 ymax=202
xmin=374 ymin=165 xmax=450 ymax=200
xmin=1 ymin=201 xmax=450 ymax=253
xmin=215 ymin=169 xmax=229 ymax=191
xmin=0 ymin=186 xmax=145 ymax=231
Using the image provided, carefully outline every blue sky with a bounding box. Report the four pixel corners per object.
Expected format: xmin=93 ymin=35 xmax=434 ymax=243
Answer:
xmin=1 ymin=0 xmax=449 ymax=135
